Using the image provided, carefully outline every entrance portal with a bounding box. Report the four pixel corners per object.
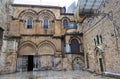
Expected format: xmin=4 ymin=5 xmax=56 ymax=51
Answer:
xmin=28 ymin=55 xmax=34 ymax=71
xmin=95 ymin=46 xmax=104 ymax=73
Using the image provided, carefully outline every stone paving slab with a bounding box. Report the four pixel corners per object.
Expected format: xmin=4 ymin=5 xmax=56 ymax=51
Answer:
xmin=0 ymin=71 xmax=116 ymax=79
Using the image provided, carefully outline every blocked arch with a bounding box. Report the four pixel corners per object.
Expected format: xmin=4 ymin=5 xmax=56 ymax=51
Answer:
xmin=18 ymin=41 xmax=37 ymax=55
xmin=38 ymin=40 xmax=56 ymax=55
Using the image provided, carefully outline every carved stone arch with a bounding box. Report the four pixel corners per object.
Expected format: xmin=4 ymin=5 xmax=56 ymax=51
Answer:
xmin=94 ymin=46 xmax=104 ymax=57
xmin=61 ymin=17 xmax=70 ymax=28
xmin=18 ymin=9 xmax=37 ymax=20
xmin=62 ymin=17 xmax=70 ymax=22
xmin=38 ymin=9 xmax=56 ymax=20
xmin=69 ymin=37 xmax=83 ymax=53
xmin=18 ymin=41 xmax=37 ymax=55
xmin=94 ymin=46 xmax=105 ymax=72
xmin=69 ymin=36 xmax=81 ymax=44
xmin=38 ymin=40 xmax=56 ymax=55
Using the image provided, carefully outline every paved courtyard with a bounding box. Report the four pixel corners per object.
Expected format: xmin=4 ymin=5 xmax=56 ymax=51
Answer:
xmin=0 ymin=70 xmax=116 ymax=79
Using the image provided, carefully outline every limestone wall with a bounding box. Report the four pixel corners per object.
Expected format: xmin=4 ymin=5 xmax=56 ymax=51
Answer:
xmin=0 ymin=0 xmax=14 ymax=33
xmin=82 ymin=0 xmax=120 ymax=73
xmin=10 ymin=4 xmax=75 ymax=37
xmin=0 ymin=0 xmax=15 ymax=74
xmin=1 ymin=2 xmax=83 ymax=74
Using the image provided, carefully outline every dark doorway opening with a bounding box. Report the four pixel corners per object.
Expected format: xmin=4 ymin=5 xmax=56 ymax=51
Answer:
xmin=28 ymin=55 xmax=34 ymax=71
xmin=86 ymin=53 xmax=89 ymax=68
xmin=99 ymin=58 xmax=104 ymax=72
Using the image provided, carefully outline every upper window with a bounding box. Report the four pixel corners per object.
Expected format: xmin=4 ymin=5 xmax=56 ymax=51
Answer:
xmin=63 ymin=19 xmax=68 ymax=28
xmin=26 ymin=18 xmax=33 ymax=29
xmin=43 ymin=18 xmax=49 ymax=29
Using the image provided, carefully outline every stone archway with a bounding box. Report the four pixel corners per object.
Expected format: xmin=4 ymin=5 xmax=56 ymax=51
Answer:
xmin=37 ymin=41 xmax=56 ymax=70
xmin=69 ymin=37 xmax=83 ymax=53
xmin=95 ymin=46 xmax=105 ymax=73
xmin=18 ymin=41 xmax=36 ymax=55
xmin=17 ymin=41 xmax=37 ymax=71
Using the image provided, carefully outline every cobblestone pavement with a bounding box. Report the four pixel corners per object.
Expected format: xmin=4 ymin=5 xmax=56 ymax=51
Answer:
xmin=0 ymin=70 xmax=116 ymax=79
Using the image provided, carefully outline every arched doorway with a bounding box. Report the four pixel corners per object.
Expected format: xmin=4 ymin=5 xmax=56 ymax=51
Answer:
xmin=38 ymin=41 xmax=55 ymax=70
xmin=95 ymin=46 xmax=105 ymax=73
xmin=17 ymin=41 xmax=36 ymax=71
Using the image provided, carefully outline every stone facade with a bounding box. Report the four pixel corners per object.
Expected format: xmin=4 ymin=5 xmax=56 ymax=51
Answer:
xmin=77 ymin=0 xmax=120 ymax=74
xmin=1 ymin=0 xmax=119 ymax=76
xmin=0 ymin=0 xmax=15 ymax=74
xmin=0 ymin=3 xmax=84 ymax=74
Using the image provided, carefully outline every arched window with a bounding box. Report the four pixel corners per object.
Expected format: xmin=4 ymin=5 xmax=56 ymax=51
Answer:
xmin=26 ymin=18 xmax=33 ymax=29
xmin=43 ymin=18 xmax=49 ymax=29
xmin=63 ymin=19 xmax=68 ymax=28
xmin=70 ymin=38 xmax=80 ymax=53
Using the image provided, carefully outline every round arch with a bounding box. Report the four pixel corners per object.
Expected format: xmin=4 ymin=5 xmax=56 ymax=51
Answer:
xmin=18 ymin=9 xmax=37 ymax=20
xmin=69 ymin=37 xmax=82 ymax=53
xmin=38 ymin=40 xmax=56 ymax=55
xmin=18 ymin=41 xmax=37 ymax=55
xmin=38 ymin=9 xmax=56 ymax=20
xmin=61 ymin=17 xmax=71 ymax=22
xmin=69 ymin=36 xmax=81 ymax=44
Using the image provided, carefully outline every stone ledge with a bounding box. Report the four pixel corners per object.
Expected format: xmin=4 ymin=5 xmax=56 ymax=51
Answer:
xmin=103 ymin=72 xmax=120 ymax=79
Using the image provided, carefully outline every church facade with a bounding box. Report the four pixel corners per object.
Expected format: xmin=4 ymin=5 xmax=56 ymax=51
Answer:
xmin=0 ymin=0 xmax=120 ymax=76
xmin=0 ymin=3 xmax=84 ymax=73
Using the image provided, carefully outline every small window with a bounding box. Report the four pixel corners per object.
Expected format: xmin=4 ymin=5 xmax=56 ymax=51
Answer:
xmin=26 ymin=18 xmax=33 ymax=29
xmin=100 ymin=35 xmax=103 ymax=43
xmin=96 ymin=35 xmax=99 ymax=44
xmin=43 ymin=18 xmax=49 ymax=29
xmin=63 ymin=19 xmax=68 ymax=28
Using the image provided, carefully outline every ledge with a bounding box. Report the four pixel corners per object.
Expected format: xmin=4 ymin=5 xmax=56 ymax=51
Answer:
xmin=103 ymin=72 xmax=120 ymax=78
